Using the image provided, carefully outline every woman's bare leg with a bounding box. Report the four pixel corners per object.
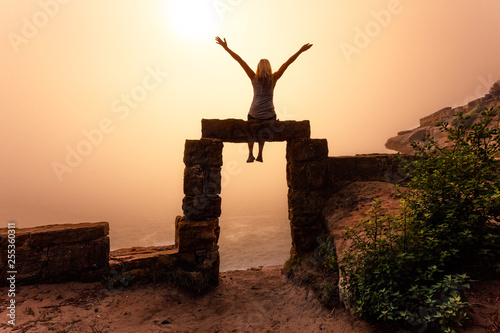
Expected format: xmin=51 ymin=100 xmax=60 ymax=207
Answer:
xmin=256 ymin=142 xmax=264 ymax=162
xmin=247 ymin=142 xmax=255 ymax=163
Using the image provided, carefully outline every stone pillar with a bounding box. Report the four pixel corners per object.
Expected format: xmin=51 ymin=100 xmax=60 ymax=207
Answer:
xmin=286 ymin=138 xmax=329 ymax=255
xmin=175 ymin=138 xmax=223 ymax=287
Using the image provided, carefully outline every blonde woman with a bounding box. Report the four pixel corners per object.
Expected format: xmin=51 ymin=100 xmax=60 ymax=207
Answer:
xmin=215 ymin=36 xmax=312 ymax=162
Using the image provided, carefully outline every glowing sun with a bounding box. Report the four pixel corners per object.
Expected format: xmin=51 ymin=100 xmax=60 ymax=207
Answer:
xmin=167 ymin=0 xmax=217 ymax=42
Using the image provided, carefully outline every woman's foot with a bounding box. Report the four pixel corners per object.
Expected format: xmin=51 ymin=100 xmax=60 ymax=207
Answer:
xmin=256 ymin=155 xmax=263 ymax=162
xmin=247 ymin=155 xmax=255 ymax=163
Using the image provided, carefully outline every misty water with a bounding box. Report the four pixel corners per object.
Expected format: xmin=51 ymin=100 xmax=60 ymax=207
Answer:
xmin=108 ymin=213 xmax=291 ymax=272
xmin=108 ymin=142 xmax=292 ymax=271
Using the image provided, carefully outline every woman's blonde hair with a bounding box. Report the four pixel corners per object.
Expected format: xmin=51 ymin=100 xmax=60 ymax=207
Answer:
xmin=255 ymin=59 xmax=273 ymax=83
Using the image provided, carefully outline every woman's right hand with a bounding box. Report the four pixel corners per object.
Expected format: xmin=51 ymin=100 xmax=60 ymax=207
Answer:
xmin=215 ymin=36 xmax=228 ymax=49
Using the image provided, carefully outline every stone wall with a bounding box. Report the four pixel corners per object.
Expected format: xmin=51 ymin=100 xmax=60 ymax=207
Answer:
xmin=328 ymin=154 xmax=405 ymax=192
xmin=0 ymin=222 xmax=109 ymax=285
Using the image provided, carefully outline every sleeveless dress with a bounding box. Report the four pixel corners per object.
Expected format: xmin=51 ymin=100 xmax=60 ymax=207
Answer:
xmin=248 ymin=75 xmax=277 ymax=120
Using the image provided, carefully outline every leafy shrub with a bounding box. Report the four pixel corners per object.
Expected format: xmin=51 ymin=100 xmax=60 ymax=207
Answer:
xmin=340 ymin=109 xmax=500 ymax=332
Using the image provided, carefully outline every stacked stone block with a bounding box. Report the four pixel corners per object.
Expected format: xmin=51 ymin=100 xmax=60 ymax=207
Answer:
xmin=175 ymin=138 xmax=223 ymax=285
xmin=0 ymin=222 xmax=109 ymax=285
xmin=286 ymin=138 xmax=329 ymax=255
xmin=201 ymin=119 xmax=310 ymax=143
xmin=328 ymin=154 xmax=406 ymax=191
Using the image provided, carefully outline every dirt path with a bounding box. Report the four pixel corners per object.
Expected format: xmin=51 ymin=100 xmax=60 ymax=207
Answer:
xmin=1 ymin=265 xmax=497 ymax=332
xmin=0 ymin=266 xmax=375 ymax=333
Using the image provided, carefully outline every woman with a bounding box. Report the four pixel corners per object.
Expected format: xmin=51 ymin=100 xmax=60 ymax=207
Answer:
xmin=215 ymin=36 xmax=312 ymax=162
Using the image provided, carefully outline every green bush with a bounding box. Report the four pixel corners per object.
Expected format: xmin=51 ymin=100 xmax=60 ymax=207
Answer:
xmin=340 ymin=109 xmax=500 ymax=332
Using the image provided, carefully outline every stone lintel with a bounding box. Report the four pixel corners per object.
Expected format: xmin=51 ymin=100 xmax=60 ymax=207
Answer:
xmin=201 ymin=119 xmax=310 ymax=142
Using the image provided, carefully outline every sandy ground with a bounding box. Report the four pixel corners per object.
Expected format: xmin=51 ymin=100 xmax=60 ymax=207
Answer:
xmin=0 ymin=266 xmax=377 ymax=333
xmin=1 ymin=265 xmax=498 ymax=333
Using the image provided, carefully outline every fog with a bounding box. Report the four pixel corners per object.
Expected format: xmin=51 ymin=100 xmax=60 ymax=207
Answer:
xmin=1 ymin=0 xmax=500 ymax=269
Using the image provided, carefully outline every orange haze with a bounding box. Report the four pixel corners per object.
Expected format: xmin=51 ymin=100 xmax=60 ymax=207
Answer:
xmin=1 ymin=1 xmax=500 ymax=257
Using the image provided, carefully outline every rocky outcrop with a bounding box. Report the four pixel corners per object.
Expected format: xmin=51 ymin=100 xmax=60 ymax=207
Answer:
xmin=0 ymin=222 xmax=110 ymax=285
xmin=386 ymin=79 xmax=500 ymax=154
xmin=323 ymin=181 xmax=402 ymax=304
xmin=490 ymin=81 xmax=500 ymax=96
xmin=323 ymin=181 xmax=401 ymax=261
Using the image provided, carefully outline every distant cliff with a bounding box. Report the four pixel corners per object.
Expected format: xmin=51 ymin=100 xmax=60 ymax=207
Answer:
xmin=386 ymin=80 xmax=500 ymax=154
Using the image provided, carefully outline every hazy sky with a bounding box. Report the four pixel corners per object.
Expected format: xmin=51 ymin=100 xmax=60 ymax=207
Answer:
xmin=2 ymin=1 xmax=500 ymax=247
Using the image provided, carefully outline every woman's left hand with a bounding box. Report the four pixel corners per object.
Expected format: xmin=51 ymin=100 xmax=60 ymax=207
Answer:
xmin=300 ymin=43 xmax=313 ymax=52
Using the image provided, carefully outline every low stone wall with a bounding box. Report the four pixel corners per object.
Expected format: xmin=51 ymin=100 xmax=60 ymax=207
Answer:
xmin=328 ymin=154 xmax=405 ymax=192
xmin=108 ymin=244 xmax=219 ymax=292
xmin=0 ymin=222 xmax=110 ymax=285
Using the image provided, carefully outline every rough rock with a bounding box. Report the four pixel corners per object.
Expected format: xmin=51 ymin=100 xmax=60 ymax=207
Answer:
xmin=288 ymin=189 xmax=327 ymax=217
xmin=0 ymin=222 xmax=110 ymax=285
xmin=184 ymin=166 xmax=221 ymax=196
xmin=291 ymin=226 xmax=323 ymax=253
xmin=201 ymin=119 xmax=310 ymax=142
xmin=490 ymin=79 xmax=500 ymax=96
xmin=175 ymin=216 xmax=219 ymax=253
xmin=287 ymin=160 xmax=329 ymax=190
xmin=109 ymin=245 xmax=219 ymax=289
xmin=184 ymin=139 xmax=223 ymax=167
xmin=323 ymin=181 xmax=401 ymax=259
xmin=182 ymin=195 xmax=222 ymax=221
xmin=322 ymin=181 xmax=402 ymax=304
xmin=286 ymin=138 xmax=328 ymax=162
xmin=386 ymin=80 xmax=500 ymax=154
xmin=329 ymin=154 xmax=406 ymax=188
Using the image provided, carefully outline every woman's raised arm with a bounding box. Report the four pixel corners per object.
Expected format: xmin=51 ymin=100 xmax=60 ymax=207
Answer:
xmin=215 ymin=36 xmax=255 ymax=80
xmin=274 ymin=43 xmax=313 ymax=80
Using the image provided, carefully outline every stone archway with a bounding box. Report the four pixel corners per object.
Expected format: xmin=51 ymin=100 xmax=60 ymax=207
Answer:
xmin=175 ymin=119 xmax=329 ymax=287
